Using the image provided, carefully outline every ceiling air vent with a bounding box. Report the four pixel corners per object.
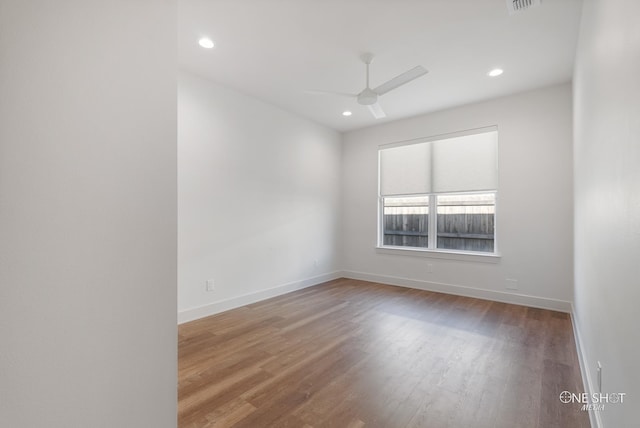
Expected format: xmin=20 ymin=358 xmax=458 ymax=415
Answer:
xmin=507 ymin=0 xmax=541 ymax=15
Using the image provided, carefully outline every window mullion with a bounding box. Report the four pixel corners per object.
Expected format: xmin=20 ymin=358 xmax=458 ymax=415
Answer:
xmin=428 ymin=194 xmax=437 ymax=249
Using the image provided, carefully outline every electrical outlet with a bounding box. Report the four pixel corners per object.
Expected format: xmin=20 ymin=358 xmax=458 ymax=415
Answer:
xmin=597 ymin=361 xmax=602 ymax=392
xmin=505 ymin=278 xmax=518 ymax=290
xmin=206 ymin=279 xmax=215 ymax=292
xmin=427 ymin=263 xmax=434 ymax=273
xmin=313 ymin=259 xmax=318 ymax=268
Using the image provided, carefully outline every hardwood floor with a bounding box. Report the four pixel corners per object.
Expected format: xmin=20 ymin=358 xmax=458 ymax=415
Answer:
xmin=178 ymin=279 xmax=590 ymax=428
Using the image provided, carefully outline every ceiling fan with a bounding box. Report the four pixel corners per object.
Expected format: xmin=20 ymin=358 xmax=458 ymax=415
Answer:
xmin=309 ymin=53 xmax=428 ymax=119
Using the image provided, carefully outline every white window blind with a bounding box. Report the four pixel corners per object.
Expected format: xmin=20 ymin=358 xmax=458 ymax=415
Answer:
xmin=379 ymin=129 xmax=498 ymax=196
xmin=431 ymin=131 xmax=498 ymax=193
xmin=379 ymin=142 xmax=431 ymax=196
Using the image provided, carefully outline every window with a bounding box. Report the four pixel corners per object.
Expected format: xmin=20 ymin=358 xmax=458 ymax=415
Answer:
xmin=436 ymin=193 xmax=495 ymax=252
xmin=378 ymin=128 xmax=498 ymax=254
xmin=383 ymin=196 xmax=429 ymax=248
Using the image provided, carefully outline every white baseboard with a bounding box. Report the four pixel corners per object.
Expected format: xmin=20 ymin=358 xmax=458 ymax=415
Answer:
xmin=178 ymin=271 xmax=342 ymax=324
xmin=570 ymin=305 xmax=601 ymax=428
xmin=341 ymin=270 xmax=572 ymax=312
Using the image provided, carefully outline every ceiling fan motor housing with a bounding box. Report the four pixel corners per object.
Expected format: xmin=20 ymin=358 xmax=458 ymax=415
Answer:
xmin=357 ymin=88 xmax=378 ymax=105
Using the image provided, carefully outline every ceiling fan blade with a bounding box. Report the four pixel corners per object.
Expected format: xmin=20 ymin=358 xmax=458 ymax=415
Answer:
xmin=373 ymin=65 xmax=428 ymax=96
xmin=368 ymin=102 xmax=386 ymax=119
xmin=303 ymin=89 xmax=356 ymax=98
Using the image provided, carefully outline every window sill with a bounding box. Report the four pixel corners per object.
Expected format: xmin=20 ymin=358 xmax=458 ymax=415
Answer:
xmin=375 ymin=246 xmax=501 ymax=263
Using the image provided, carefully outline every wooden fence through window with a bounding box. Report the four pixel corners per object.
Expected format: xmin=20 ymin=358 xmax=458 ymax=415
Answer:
xmin=383 ymin=213 xmax=494 ymax=252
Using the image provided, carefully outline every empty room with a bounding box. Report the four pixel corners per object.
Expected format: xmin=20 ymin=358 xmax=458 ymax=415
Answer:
xmin=2 ymin=1 xmax=638 ymax=428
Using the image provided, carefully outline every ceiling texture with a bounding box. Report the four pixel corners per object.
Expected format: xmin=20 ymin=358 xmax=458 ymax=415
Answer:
xmin=179 ymin=0 xmax=583 ymax=132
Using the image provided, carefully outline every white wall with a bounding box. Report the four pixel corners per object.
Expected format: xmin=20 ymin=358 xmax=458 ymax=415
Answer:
xmin=0 ymin=2 xmax=177 ymax=427
xmin=342 ymin=84 xmax=574 ymax=309
xmin=573 ymin=0 xmax=640 ymax=426
xmin=178 ymin=72 xmax=342 ymax=322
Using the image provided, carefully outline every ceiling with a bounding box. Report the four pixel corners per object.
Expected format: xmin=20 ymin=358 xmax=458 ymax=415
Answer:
xmin=179 ymin=0 xmax=583 ymax=132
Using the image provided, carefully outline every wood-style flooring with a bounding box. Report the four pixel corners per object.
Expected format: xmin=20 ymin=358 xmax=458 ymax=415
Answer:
xmin=178 ymin=278 xmax=590 ymax=428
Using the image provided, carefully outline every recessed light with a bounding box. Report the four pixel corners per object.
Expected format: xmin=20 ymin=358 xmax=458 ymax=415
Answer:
xmin=342 ymin=111 xmax=352 ymax=117
xmin=488 ymin=68 xmax=503 ymax=77
xmin=198 ymin=38 xmax=215 ymax=49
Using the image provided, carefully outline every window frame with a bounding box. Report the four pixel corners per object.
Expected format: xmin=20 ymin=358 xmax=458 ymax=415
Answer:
xmin=378 ymin=191 xmax=499 ymax=257
xmin=376 ymin=127 xmax=501 ymax=261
